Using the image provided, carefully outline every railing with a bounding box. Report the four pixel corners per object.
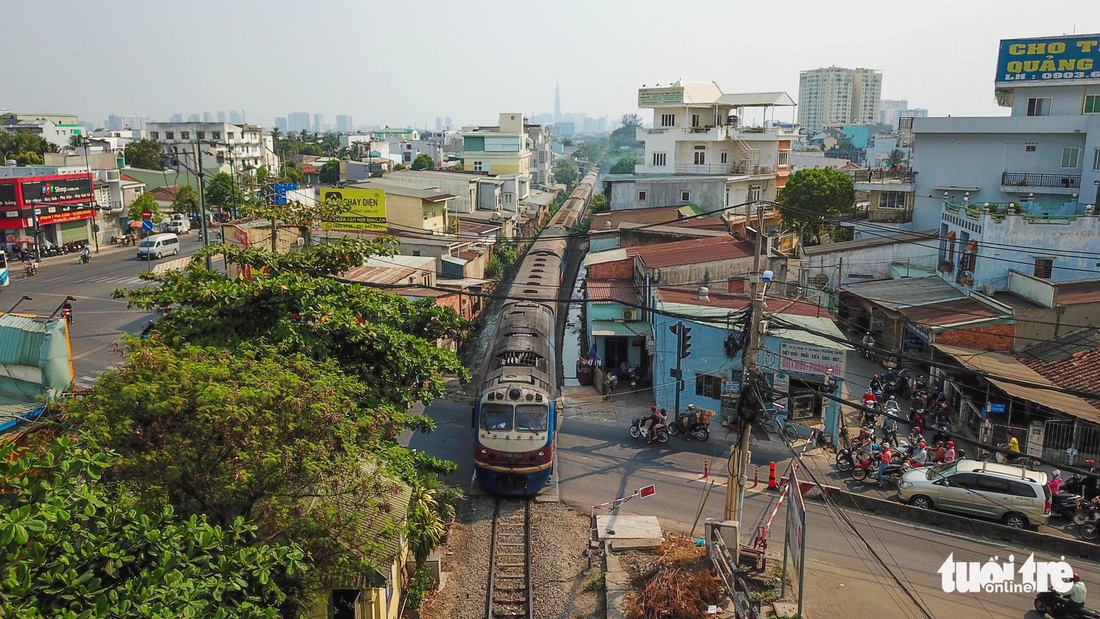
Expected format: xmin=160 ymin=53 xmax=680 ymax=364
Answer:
xmin=674 ymin=162 xmax=732 ymax=175
xmin=868 ymin=208 xmax=913 ymax=223
xmin=851 ymin=169 xmax=915 ymax=184
xmin=1001 ymin=172 xmax=1081 ymax=189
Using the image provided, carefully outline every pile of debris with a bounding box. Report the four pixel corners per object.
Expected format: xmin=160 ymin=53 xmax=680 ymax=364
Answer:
xmin=622 ymin=534 xmax=723 ymax=619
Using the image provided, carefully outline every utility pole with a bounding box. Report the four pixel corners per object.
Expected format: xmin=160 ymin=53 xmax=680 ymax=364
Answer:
xmin=725 ymin=202 xmax=767 ymax=525
xmin=193 ymin=142 xmax=212 ymax=270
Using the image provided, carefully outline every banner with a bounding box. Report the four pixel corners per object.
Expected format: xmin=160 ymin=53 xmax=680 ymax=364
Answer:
xmin=996 ymin=35 xmax=1100 ymax=85
xmin=0 ymin=183 xmax=17 ymax=207
xmin=319 ymin=188 xmax=387 ymax=232
xmin=21 ymin=175 xmax=95 ymax=205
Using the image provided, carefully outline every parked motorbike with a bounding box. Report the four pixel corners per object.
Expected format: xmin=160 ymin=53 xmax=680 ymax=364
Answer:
xmin=667 ymin=410 xmax=710 ymax=442
xmin=1075 ymin=497 xmax=1100 ymax=526
xmin=629 ymin=413 xmax=669 ymax=444
xmin=1034 ymin=590 xmax=1100 ymax=618
xmin=1050 ymin=492 xmax=1082 ymax=520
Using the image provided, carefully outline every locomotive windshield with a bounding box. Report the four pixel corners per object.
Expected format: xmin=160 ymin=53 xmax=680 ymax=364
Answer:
xmin=481 ymin=403 xmax=513 ymax=431
xmin=515 ymin=405 xmax=548 ymax=432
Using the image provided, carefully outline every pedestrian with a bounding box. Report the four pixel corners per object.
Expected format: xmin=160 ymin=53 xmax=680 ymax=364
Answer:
xmin=878 ymin=445 xmax=892 ymax=486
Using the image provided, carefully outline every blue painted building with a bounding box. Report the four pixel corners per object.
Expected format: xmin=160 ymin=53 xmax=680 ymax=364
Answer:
xmin=649 ymin=287 xmax=850 ymax=443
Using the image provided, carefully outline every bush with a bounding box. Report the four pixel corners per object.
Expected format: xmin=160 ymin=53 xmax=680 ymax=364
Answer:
xmin=405 ymin=568 xmax=435 ymax=609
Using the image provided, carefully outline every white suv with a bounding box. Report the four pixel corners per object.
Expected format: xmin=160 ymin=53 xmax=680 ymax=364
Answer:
xmin=898 ymin=458 xmax=1050 ymax=529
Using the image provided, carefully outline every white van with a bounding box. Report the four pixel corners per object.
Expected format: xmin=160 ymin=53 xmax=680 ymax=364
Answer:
xmin=165 ymin=214 xmax=191 ymax=234
xmin=137 ymin=233 xmax=181 ymax=260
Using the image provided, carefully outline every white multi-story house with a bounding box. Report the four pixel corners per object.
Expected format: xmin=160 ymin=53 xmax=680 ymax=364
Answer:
xmin=606 ymin=81 xmax=795 ymax=229
xmin=146 ymin=122 xmax=278 ymax=177
xmin=1 ymin=112 xmax=83 ymax=150
xmin=797 ymin=67 xmax=882 ymax=133
xmin=526 ymin=124 xmax=553 ymax=186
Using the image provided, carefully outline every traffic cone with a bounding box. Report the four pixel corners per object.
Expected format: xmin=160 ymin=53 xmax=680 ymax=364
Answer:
xmin=767 ymin=462 xmax=778 ymax=490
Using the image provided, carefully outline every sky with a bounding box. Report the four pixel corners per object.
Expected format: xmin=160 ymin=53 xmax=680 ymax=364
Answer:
xmin=2 ymin=0 xmax=1096 ymax=129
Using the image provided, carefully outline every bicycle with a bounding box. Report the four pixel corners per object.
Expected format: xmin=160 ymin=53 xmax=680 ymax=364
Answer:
xmin=758 ymin=406 xmax=799 ymax=443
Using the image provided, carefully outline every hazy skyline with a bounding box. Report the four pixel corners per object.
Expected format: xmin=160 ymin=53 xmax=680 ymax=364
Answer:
xmin=2 ymin=0 xmax=1096 ymax=130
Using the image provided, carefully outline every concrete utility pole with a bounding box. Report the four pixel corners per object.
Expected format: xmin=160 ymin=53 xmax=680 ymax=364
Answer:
xmin=725 ymin=202 xmax=767 ymax=524
xmin=193 ymin=143 xmax=212 ymax=270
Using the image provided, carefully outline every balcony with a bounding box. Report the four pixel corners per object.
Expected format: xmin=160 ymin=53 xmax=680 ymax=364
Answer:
xmin=671 ymin=162 xmax=775 ymax=176
xmin=850 ymin=170 xmax=915 ymax=184
xmin=943 ymin=199 xmax=1093 ymax=223
xmin=867 ymin=207 xmax=913 ymax=223
xmin=1001 ymin=172 xmax=1081 ymax=195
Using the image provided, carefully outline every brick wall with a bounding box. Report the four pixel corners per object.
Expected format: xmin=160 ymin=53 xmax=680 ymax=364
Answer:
xmin=935 ymin=323 xmax=1015 ymax=352
xmin=588 ymin=258 xmax=634 ymax=280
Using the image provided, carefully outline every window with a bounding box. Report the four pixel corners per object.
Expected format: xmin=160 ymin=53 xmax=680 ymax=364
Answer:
xmin=879 ymin=191 xmax=907 ymax=209
xmin=959 ymin=250 xmax=976 ymax=272
xmin=1062 ymin=146 xmax=1080 ymax=168
xmin=150 ymin=131 xmax=159 ymax=139
xmin=660 ymin=113 xmax=676 ymax=127
xmin=778 ymin=151 xmax=790 ymax=167
xmin=515 ymin=404 xmax=548 ymax=431
xmin=165 ymin=132 xmax=174 ymax=139
xmin=473 ymin=160 xmax=484 ymax=172
xmin=1034 ymin=258 xmax=1053 ymax=278
xmin=1024 ymin=142 xmax=1037 ymax=153
xmin=1084 ymin=94 xmax=1100 ymax=114
xmin=196 ymin=131 xmax=205 ymax=139
xmin=1094 ymin=148 xmax=1100 ymax=171
xmin=227 ymin=132 xmax=235 ymax=140
xmin=691 ymin=114 xmax=700 ymax=128
xmin=212 ymin=131 xmax=221 ymax=140
xmin=1026 ymin=97 xmax=1051 ymax=116
xmin=748 ymin=185 xmax=762 ymax=202
xmin=638 ymin=190 xmax=647 ymax=201
xmin=652 ymin=152 xmax=666 ymax=166
xmin=181 ymin=131 xmax=190 ymax=139
xmin=680 ymin=191 xmax=690 ymax=201
xmin=480 ymin=403 xmax=512 ymax=431
xmin=503 ymin=192 xmax=513 ymax=204
xmin=693 ymin=151 xmax=706 ymax=165
xmin=720 ymin=152 xmax=728 ymax=164
xmin=695 ymin=374 xmax=722 ymax=399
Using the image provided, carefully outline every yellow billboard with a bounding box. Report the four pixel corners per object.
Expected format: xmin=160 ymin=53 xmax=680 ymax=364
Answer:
xmin=320 ymin=188 xmax=387 ymax=232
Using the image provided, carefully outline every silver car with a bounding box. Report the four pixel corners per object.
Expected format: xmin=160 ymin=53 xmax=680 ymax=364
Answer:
xmin=898 ymin=458 xmax=1050 ymax=528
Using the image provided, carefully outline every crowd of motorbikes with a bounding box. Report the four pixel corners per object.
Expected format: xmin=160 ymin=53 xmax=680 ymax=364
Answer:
xmin=628 ymin=404 xmax=713 ymax=444
xmin=15 ymin=240 xmax=92 ymax=277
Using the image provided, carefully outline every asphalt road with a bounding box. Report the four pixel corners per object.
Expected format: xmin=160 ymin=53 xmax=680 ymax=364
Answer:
xmin=2 ymin=236 xmax=204 ymax=385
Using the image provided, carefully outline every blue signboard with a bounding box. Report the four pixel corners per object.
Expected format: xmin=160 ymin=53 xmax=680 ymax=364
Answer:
xmin=274 ymin=182 xmax=299 ymax=205
xmin=995 ymin=34 xmax=1100 ymax=85
xmin=988 ymin=403 xmax=1006 ymax=414
xmin=142 ymin=220 xmax=153 ymax=232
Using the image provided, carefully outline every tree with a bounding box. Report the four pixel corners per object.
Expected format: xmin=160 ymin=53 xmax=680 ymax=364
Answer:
xmin=885 ymin=148 xmax=907 ymax=168
xmin=205 ymin=171 xmax=245 ymax=213
xmin=411 ymin=153 xmax=435 ymax=171
xmin=610 ymin=156 xmax=639 ymax=175
xmin=320 ymin=132 xmax=340 ymax=156
xmin=0 ymin=130 xmax=57 ymax=163
xmin=553 ymin=159 xmax=579 ymax=188
xmin=171 ymin=184 xmax=201 ymax=218
xmin=15 ymin=151 xmax=43 ymax=166
xmin=238 ymin=194 xmax=348 ymax=248
xmin=319 ymin=160 xmax=341 ymax=184
xmin=609 ymin=114 xmax=644 ymax=151
xmin=128 ymin=192 xmax=161 ymax=223
xmin=776 ymin=167 xmax=855 ymax=245
xmin=0 ymin=436 xmax=307 ymax=618
xmin=124 ymin=138 xmax=165 ymax=170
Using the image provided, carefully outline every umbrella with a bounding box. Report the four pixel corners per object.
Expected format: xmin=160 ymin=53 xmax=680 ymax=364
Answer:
xmin=12 ymin=236 xmax=35 ymax=245
xmin=129 ymin=221 xmax=145 ymax=229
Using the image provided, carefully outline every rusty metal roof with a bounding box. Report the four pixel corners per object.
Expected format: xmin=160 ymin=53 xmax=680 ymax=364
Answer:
xmin=898 ymin=297 xmax=1003 ymax=328
xmin=586 ymin=279 xmax=642 ymax=306
xmin=633 ymin=236 xmax=753 ymax=269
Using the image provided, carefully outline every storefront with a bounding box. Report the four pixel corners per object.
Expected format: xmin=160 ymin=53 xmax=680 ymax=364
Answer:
xmin=0 ymin=174 xmax=95 ymax=248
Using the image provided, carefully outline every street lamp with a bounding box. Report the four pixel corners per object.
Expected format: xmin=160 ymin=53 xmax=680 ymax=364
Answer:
xmin=80 ymin=136 xmax=101 ymax=254
xmin=6 ymin=295 xmax=32 ymax=313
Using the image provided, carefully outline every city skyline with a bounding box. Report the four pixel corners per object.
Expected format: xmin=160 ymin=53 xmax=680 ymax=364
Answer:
xmin=1 ymin=0 xmax=1095 ymax=130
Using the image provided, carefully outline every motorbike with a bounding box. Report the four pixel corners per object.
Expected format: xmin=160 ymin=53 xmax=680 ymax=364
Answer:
xmin=910 ymin=405 xmax=927 ymax=427
xmin=629 ymin=413 xmax=669 ymax=444
xmin=980 ymin=447 xmax=1041 ymax=469
xmin=140 ymin=320 xmax=156 ymax=340
xmin=884 ymin=377 xmax=900 ymax=396
xmin=79 ymin=253 xmax=91 ymax=264
xmin=897 ymin=369 xmax=912 ymax=398
xmin=1034 ymin=591 xmax=1100 ymax=618
xmin=23 ymin=262 xmax=38 ymax=278
xmin=60 ymin=307 xmax=73 ymax=324
xmin=850 ymin=452 xmax=881 ymax=481
xmin=860 ymin=338 xmax=876 ymax=360
xmin=667 ymin=411 xmax=710 ymax=442
xmin=1051 ymin=492 xmax=1083 ymax=520
xmin=1075 ymin=497 xmax=1100 ymax=526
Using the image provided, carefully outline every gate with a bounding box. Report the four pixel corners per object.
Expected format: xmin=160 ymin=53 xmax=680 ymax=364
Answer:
xmin=1041 ymin=419 xmax=1100 ymax=466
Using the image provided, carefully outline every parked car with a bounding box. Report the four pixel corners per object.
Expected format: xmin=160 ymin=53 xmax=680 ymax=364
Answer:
xmin=898 ymin=458 xmax=1050 ymax=529
xmin=137 ymin=233 xmax=181 ymax=260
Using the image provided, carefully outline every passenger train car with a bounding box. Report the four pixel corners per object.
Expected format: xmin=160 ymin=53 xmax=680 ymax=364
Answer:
xmin=474 ymin=168 xmax=599 ymax=496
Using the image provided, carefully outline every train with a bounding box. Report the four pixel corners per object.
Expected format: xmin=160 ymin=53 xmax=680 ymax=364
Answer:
xmin=474 ymin=168 xmax=600 ymax=496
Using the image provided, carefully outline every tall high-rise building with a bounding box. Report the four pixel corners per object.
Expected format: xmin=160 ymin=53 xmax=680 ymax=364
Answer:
xmin=435 ymin=116 xmax=443 ymax=131
xmin=797 ymin=66 xmax=882 ymax=132
xmin=554 ymin=79 xmax=561 ymax=123
xmin=203 ymin=111 xmax=213 ymax=122
xmin=217 ymin=111 xmax=227 ymax=122
xmin=170 ymin=113 xmax=183 ymax=122
xmin=187 ymin=113 xmax=201 ymax=122
xmin=275 ymin=117 xmax=289 ymax=133
xmin=313 ymin=113 xmax=325 ymax=133
xmin=288 ymin=112 xmax=310 ymax=133
xmin=336 ymin=115 xmax=353 ymax=132
xmin=229 ymin=110 xmax=244 ymax=124
xmin=445 ymin=116 xmax=452 ymax=129
xmin=879 ymin=99 xmax=908 ymax=126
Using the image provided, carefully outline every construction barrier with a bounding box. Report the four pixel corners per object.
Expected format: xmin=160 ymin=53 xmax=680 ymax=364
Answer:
xmin=767 ymin=462 xmax=778 ymax=490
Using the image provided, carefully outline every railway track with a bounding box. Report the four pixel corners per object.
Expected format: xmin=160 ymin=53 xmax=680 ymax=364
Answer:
xmin=486 ymin=499 xmax=533 ymax=619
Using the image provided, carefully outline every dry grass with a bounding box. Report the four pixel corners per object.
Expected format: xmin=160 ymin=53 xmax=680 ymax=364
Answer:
xmin=622 ymin=535 xmax=723 ymax=619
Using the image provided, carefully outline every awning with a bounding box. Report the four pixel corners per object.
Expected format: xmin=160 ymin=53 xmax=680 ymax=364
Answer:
xmin=934 ymin=343 xmax=1100 ymax=424
xmin=770 ymin=315 xmax=854 ymax=351
xmin=590 ymin=319 xmax=653 ymax=339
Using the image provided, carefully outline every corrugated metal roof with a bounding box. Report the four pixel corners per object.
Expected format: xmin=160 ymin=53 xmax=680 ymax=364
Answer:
xmin=590 ymin=319 xmax=653 ymax=338
xmin=898 ymin=297 xmax=1003 ymax=328
xmin=586 ymin=279 xmax=642 ymax=306
xmin=1056 ymin=279 xmax=1100 ymax=305
xmin=802 ymin=230 xmax=937 ymax=256
xmin=717 ymin=92 xmax=797 ymax=107
xmin=634 ymin=236 xmax=753 ymax=269
xmin=935 ymin=343 xmax=1100 ymax=424
xmin=840 ymin=276 xmax=963 ymax=311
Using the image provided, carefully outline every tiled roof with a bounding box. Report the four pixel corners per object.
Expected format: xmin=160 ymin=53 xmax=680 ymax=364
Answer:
xmin=632 ymin=236 xmax=753 ymax=269
xmin=654 ymin=287 xmax=828 ymax=318
xmin=898 ymin=297 xmax=1003 ymax=328
xmin=586 ymin=279 xmax=642 ymax=306
xmin=1021 ymin=330 xmax=1100 ymax=409
xmin=458 ymin=221 xmax=499 ymax=234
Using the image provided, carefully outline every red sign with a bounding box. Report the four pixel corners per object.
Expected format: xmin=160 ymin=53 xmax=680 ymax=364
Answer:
xmin=141 ymin=209 xmax=152 ymax=221
xmin=37 ymin=210 xmax=94 ymax=225
xmin=638 ymin=484 xmax=656 ymax=498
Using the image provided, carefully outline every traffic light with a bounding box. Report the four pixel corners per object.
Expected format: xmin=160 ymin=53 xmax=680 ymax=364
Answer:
xmin=679 ymin=326 xmax=692 ymax=359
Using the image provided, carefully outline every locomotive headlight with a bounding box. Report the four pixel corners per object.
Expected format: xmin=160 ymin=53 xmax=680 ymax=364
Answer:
xmin=480 ymin=449 xmax=487 ymax=454
xmin=526 ymin=393 xmax=534 ymax=401
xmin=538 ymin=451 xmax=544 ymax=457
xmin=487 ymin=393 xmax=495 ymax=400
xmin=509 ymin=388 xmax=521 ymax=400
xmin=536 ymin=394 xmax=543 ymax=402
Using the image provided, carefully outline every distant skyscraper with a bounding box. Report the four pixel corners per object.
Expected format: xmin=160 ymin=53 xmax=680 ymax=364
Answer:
xmin=288 ymin=112 xmax=310 ymax=133
xmin=187 ymin=113 xmax=201 ymax=122
xmin=313 ymin=113 xmax=325 ymax=133
xmin=106 ymin=114 xmax=123 ymax=131
xmin=435 ymin=116 xmax=443 ymax=131
xmin=229 ymin=110 xmax=244 ymax=124
xmin=445 ymin=116 xmax=452 ymax=129
xmin=798 ymin=66 xmax=882 ymax=132
xmin=203 ymin=112 xmax=213 ymax=122
xmin=336 ymin=115 xmax=353 ymax=132
xmin=170 ymin=113 xmax=183 ymax=122
xmin=554 ymin=79 xmax=561 ymax=123
xmin=217 ymin=111 xmax=227 ymax=122
xmin=275 ymin=117 xmax=289 ymax=133
xmin=879 ymin=99 xmax=908 ymax=126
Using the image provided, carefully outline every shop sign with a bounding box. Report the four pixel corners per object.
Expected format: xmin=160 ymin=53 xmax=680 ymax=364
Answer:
xmin=21 ymin=175 xmax=95 ymax=204
xmin=38 ymin=210 xmax=94 ymax=225
xmin=0 ymin=183 xmax=17 ymax=207
xmin=905 ymin=321 xmax=931 ymax=344
xmin=779 ymin=342 xmax=843 ymax=378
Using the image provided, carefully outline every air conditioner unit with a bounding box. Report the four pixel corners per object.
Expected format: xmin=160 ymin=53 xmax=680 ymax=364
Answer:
xmin=622 ymin=309 xmax=639 ymax=321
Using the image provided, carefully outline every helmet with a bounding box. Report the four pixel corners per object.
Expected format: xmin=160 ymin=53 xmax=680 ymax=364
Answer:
xmin=913 ymin=427 xmax=921 ymax=433
xmin=1052 ymin=469 xmax=1061 ymax=478
xmin=651 ymin=405 xmax=658 ymax=412
xmin=889 ymin=395 xmax=897 ymax=401
xmin=688 ymin=404 xmax=696 ymax=410
xmin=873 ymin=374 xmax=879 ymax=379
xmin=1072 ymin=573 xmax=1081 ymax=582
xmin=918 ymin=442 xmax=926 ymax=448
xmin=659 ymin=408 xmax=667 ymax=414
xmin=871 ymin=443 xmax=880 ymax=451
xmin=947 ymin=441 xmax=955 ymax=447
xmin=937 ymin=441 xmax=944 ymax=446
xmin=1087 ymin=459 xmax=1096 ymax=467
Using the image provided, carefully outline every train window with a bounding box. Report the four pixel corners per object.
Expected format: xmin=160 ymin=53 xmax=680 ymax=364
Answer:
xmin=481 ymin=403 xmax=513 ymax=431
xmin=516 ymin=405 xmax=548 ymax=431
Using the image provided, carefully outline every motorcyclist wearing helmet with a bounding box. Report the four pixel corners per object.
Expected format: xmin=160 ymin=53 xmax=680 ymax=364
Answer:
xmin=1086 ymin=459 xmax=1099 ymax=500
xmin=928 ymin=441 xmax=945 ymax=463
xmin=910 ymin=442 xmax=928 ymax=465
xmin=909 ymin=426 xmax=925 ymax=448
xmin=883 ymin=367 xmax=897 ymax=386
xmin=1063 ymin=572 xmax=1086 ymax=610
xmin=944 ymin=441 xmax=957 ymax=463
xmin=1049 ymin=470 xmax=1063 ymax=495
xmin=869 ymin=374 xmax=883 ymax=395
xmin=685 ymin=403 xmax=698 ymax=438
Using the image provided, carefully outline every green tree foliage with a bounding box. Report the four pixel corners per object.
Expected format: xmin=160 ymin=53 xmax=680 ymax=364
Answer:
xmin=319 ymin=160 xmax=341 ymax=184
xmin=124 ymin=138 xmax=165 ymax=170
xmin=320 ymin=133 xmax=340 ymax=156
xmin=609 ymin=113 xmax=643 ymax=151
xmin=15 ymin=151 xmax=43 ymax=166
xmin=484 ymin=235 xmax=519 ymax=279
xmin=411 ymin=153 xmax=435 ymax=171
xmin=553 ymin=159 xmax=579 ymax=188
xmin=0 ymin=436 xmax=307 ymax=618
xmin=575 ymin=140 xmax=603 ymax=163
xmin=776 ymin=167 xmax=855 ymax=245
xmin=171 ymin=184 xmax=201 ymax=217
xmin=609 ymin=157 xmax=639 ymax=175
xmin=280 ymin=161 xmax=305 ymax=184
xmin=127 ymin=192 xmax=161 ymax=223
xmin=0 ymin=130 xmax=57 ymax=163
xmin=590 ymin=193 xmax=608 ymax=213
xmin=885 ymin=148 xmax=907 ymax=168
xmin=205 ymin=171 xmax=245 ymax=211
xmin=238 ymin=193 xmax=348 ymax=248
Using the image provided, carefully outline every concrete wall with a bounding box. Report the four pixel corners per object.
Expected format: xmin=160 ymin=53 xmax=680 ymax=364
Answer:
xmin=640 ymin=255 xmax=784 ymax=287
xmin=608 ymin=177 xmax=725 ymax=211
xmin=383 ymin=170 xmax=477 ymax=213
xmin=800 ymin=241 xmax=938 ymax=291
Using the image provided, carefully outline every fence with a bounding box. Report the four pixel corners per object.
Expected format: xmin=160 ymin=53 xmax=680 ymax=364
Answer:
xmin=1040 ymin=419 xmax=1100 ymax=466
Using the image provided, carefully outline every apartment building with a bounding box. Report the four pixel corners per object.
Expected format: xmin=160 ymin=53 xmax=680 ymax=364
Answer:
xmin=145 ymin=122 xmax=278 ymax=176
xmin=461 ymin=113 xmax=533 ymax=177
xmin=797 ymin=67 xmax=882 ymax=133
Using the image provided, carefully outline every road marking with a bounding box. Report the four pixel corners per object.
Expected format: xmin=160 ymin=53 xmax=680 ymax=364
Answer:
xmin=75 ymin=276 xmax=147 ymax=285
